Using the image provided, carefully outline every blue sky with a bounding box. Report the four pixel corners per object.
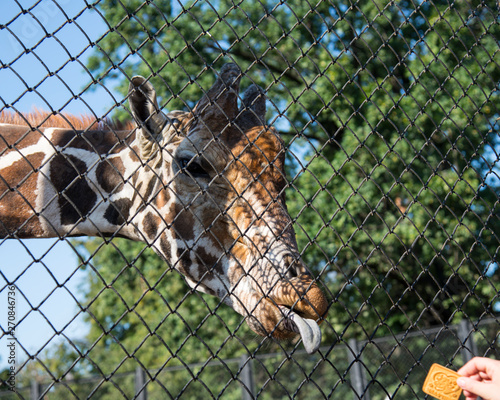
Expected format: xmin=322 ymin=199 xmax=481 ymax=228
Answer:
xmin=0 ymin=0 xmax=121 ymax=369
xmin=1 ymin=0 xmax=120 ymax=116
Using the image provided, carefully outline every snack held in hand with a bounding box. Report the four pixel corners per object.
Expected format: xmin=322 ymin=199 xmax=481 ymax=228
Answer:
xmin=422 ymin=364 xmax=462 ymax=400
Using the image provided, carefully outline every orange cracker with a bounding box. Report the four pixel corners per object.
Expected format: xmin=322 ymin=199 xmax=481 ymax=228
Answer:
xmin=422 ymin=363 xmax=462 ymax=400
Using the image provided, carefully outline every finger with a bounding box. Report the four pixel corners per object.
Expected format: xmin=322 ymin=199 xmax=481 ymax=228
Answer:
xmin=462 ymin=389 xmax=478 ymax=400
xmin=458 ymin=357 xmax=496 ymax=377
xmin=457 ymin=359 xmax=481 ymax=376
xmin=479 ymin=371 xmax=491 ymax=381
xmin=457 ymin=377 xmax=497 ymax=400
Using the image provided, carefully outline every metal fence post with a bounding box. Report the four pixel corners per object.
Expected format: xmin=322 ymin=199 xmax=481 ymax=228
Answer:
xmin=135 ymin=366 xmax=148 ymax=400
xmin=458 ymin=320 xmax=477 ymax=363
xmin=31 ymin=380 xmax=42 ymax=400
xmin=240 ymin=355 xmax=256 ymax=400
xmin=348 ymin=339 xmax=371 ymax=400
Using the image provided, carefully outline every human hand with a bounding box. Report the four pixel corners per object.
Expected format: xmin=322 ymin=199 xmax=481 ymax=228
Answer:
xmin=457 ymin=357 xmax=500 ymax=400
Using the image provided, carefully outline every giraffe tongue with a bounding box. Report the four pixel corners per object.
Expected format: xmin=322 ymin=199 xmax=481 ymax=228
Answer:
xmin=281 ymin=307 xmax=322 ymax=354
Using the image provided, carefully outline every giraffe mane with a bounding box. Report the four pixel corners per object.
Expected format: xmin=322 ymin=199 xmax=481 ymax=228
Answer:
xmin=0 ymin=108 xmax=134 ymax=131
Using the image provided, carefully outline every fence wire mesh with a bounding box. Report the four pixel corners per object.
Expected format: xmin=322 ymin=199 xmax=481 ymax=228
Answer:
xmin=0 ymin=0 xmax=499 ymax=399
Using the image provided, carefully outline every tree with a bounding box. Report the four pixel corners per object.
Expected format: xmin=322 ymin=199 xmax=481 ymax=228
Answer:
xmin=83 ymin=0 xmax=499 ymax=364
xmin=73 ymin=238 xmax=252 ymax=398
xmin=285 ymin=0 xmax=500 ymax=337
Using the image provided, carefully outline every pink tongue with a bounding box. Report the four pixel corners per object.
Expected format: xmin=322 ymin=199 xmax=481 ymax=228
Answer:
xmin=281 ymin=307 xmax=322 ymax=354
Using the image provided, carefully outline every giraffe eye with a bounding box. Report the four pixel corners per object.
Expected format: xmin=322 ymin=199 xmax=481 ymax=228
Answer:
xmin=178 ymin=157 xmax=209 ymax=179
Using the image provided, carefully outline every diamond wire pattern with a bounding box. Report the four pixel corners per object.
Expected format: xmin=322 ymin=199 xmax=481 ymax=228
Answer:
xmin=0 ymin=0 xmax=498 ymax=399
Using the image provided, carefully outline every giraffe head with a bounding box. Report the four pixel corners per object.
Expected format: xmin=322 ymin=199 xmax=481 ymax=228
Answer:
xmin=128 ymin=64 xmax=328 ymax=353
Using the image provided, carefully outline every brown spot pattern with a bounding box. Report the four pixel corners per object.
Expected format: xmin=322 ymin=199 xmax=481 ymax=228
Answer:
xmin=53 ymin=129 xmax=134 ymax=155
xmin=50 ymin=154 xmax=97 ymax=225
xmin=143 ymin=211 xmax=161 ymax=240
xmin=0 ymin=152 xmax=45 ymax=237
xmin=96 ymin=158 xmax=125 ymax=193
xmin=104 ymin=198 xmax=132 ymax=226
xmin=0 ymin=126 xmax=44 ymax=150
xmin=171 ymin=203 xmax=195 ymax=241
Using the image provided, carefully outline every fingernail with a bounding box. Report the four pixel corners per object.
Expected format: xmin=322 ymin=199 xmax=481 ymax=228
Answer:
xmin=456 ymin=377 xmax=467 ymax=388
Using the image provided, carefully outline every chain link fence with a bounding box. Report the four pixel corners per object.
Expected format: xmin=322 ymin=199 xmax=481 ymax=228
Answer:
xmin=2 ymin=318 xmax=498 ymax=400
xmin=0 ymin=0 xmax=499 ymax=399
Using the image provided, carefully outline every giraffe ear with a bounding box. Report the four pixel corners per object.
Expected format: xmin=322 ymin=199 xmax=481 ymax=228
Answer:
xmin=128 ymin=76 xmax=169 ymax=159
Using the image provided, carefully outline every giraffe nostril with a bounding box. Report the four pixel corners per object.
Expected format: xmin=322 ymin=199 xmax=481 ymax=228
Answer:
xmin=288 ymin=266 xmax=298 ymax=278
xmin=283 ymin=255 xmax=300 ymax=278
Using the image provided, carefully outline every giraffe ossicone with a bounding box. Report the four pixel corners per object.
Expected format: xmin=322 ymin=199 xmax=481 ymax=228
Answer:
xmin=0 ymin=63 xmax=328 ymax=353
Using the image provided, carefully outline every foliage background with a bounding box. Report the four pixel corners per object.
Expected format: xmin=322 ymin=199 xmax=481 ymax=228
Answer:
xmin=4 ymin=0 xmax=499 ymax=398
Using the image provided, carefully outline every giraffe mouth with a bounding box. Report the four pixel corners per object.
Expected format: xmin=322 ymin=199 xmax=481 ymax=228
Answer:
xmin=279 ymin=305 xmax=322 ymax=354
xmin=231 ymin=275 xmax=327 ymax=353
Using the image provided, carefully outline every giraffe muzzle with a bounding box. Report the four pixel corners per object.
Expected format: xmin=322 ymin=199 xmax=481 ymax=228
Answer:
xmin=239 ymin=275 xmax=328 ymax=353
xmin=270 ymin=275 xmax=327 ymax=353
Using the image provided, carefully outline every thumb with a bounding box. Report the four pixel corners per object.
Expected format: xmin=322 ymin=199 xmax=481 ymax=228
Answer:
xmin=457 ymin=377 xmax=498 ymax=400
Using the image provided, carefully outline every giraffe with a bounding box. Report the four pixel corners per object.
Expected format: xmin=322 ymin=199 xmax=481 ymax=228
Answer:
xmin=0 ymin=64 xmax=328 ymax=353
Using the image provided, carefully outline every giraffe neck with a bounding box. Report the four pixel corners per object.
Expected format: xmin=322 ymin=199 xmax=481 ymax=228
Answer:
xmin=0 ymin=123 xmax=153 ymax=239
